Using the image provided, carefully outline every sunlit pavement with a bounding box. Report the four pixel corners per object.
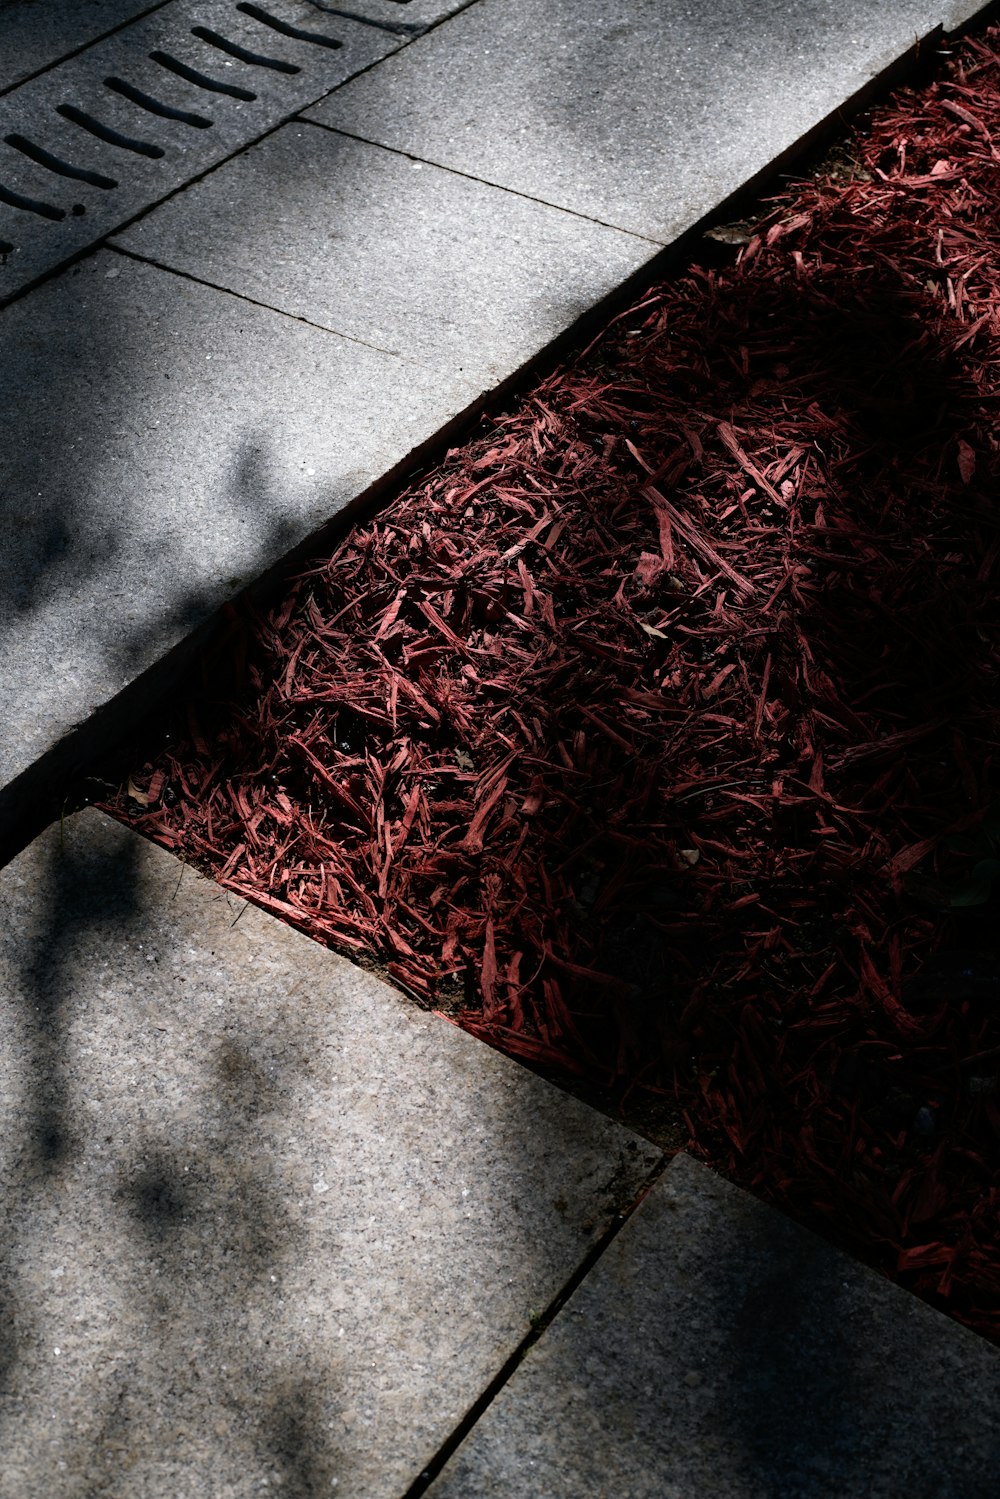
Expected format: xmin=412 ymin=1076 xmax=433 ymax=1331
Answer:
xmin=1 ymin=2 xmax=999 ymax=1493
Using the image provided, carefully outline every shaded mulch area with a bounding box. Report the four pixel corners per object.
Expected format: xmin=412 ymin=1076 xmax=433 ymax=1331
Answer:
xmin=105 ymin=30 xmax=1000 ymax=1339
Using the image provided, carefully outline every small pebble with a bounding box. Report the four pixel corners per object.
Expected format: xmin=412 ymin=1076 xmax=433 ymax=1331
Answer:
xmin=913 ymin=1106 xmax=935 ymax=1138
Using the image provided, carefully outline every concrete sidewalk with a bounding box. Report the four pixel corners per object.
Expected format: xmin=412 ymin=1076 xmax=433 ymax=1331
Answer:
xmin=0 ymin=0 xmax=989 ymax=836
xmin=0 ymin=811 xmax=662 ymax=1497
xmin=3 ymin=811 xmax=999 ymax=1498
xmin=3 ymin=2 xmax=1000 ymax=1493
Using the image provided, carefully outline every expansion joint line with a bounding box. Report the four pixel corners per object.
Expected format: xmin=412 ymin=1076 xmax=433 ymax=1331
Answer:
xmin=299 ymin=0 xmax=426 ymax=37
xmin=301 ymin=0 xmax=485 ymax=40
xmin=399 ymin=1154 xmax=672 ymax=1497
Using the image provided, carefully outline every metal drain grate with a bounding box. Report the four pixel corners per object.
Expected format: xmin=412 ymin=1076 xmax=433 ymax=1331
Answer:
xmin=0 ymin=0 xmax=404 ymax=303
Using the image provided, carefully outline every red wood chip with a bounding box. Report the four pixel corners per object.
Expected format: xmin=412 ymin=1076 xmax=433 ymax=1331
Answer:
xmin=106 ymin=28 xmax=1000 ymax=1343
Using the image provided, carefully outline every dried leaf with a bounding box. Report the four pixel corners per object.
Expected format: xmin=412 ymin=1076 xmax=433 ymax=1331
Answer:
xmin=704 ymin=222 xmax=754 ymax=245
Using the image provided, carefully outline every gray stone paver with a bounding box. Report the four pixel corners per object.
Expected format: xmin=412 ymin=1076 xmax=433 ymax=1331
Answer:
xmin=0 ymin=809 xmax=661 ymax=1498
xmin=949 ymin=0 xmax=999 ymax=22
xmin=0 ymin=0 xmax=167 ymax=93
xmin=341 ymin=0 xmax=474 ymax=29
xmin=2 ymin=0 xmax=995 ymax=822
xmin=0 ymin=0 xmax=463 ymax=100
xmin=114 ymin=121 xmax=656 ymax=378
xmin=1 ymin=2 xmax=1000 ymax=1491
xmin=0 ymin=0 xmax=401 ymax=301
xmin=0 ymin=248 xmax=476 ymax=800
xmin=0 ymin=0 xmax=467 ymax=100
xmin=308 ymin=0 xmax=967 ymax=243
xmin=426 ymin=1153 xmax=1000 ymax=1499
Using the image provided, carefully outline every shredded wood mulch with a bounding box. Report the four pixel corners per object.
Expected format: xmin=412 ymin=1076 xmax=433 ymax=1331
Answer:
xmin=106 ymin=30 xmax=1000 ymax=1340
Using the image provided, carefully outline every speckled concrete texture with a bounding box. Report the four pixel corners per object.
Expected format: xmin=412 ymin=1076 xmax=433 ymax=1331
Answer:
xmin=114 ymin=122 xmax=655 ymax=377
xmin=5 ymin=0 xmax=994 ymax=811
xmin=342 ymin=0 xmax=473 ymax=29
xmin=0 ymin=0 xmax=162 ymax=93
xmin=0 ymin=249 xmax=476 ymax=801
xmin=426 ymin=1153 xmax=1000 ymax=1499
xmin=308 ymin=0 xmax=966 ymax=243
xmin=0 ymin=0 xmax=400 ymax=301
xmin=0 ymin=809 xmax=661 ymax=1498
xmin=946 ymin=0 xmax=994 ymax=24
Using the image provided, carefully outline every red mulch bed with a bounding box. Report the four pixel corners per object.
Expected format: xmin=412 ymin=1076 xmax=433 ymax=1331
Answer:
xmin=105 ymin=30 xmax=1000 ymax=1340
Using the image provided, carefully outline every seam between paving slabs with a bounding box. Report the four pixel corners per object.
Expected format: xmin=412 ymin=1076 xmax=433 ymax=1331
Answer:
xmin=0 ymin=2 xmax=174 ymax=100
xmin=0 ymin=4 xmax=969 ymax=371
xmin=107 ymin=111 xmax=663 ymax=338
xmin=299 ymin=0 xmax=432 ymax=38
xmin=304 ymin=116 xmax=668 ymax=243
xmin=105 ymin=11 xmax=974 ymax=373
xmin=0 ymin=18 xmax=974 ymax=872
xmin=397 ymin=1153 xmax=672 ymax=1499
xmin=108 ymin=238 xmax=444 ymax=363
xmin=0 ymin=2 xmax=395 ymax=299
xmin=301 ymin=14 xmax=967 ymax=246
xmin=0 ymin=0 xmax=484 ymax=306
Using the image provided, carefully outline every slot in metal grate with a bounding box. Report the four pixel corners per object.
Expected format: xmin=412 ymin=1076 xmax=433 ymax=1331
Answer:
xmin=0 ymin=0 xmax=404 ymax=303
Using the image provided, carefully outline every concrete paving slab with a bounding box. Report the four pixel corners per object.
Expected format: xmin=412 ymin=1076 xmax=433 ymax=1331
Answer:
xmin=330 ymin=0 xmax=473 ymax=34
xmin=947 ymin=0 xmax=995 ymax=23
xmin=0 ymin=0 xmax=401 ymax=302
xmin=426 ymin=1152 xmax=1000 ymax=1499
xmin=0 ymin=808 xmax=661 ymax=1498
xmin=0 ymin=0 xmax=167 ymax=94
xmin=0 ymin=249 xmax=478 ymax=810
xmin=307 ymin=0 xmax=977 ymax=243
xmin=115 ymin=121 xmax=656 ymax=380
